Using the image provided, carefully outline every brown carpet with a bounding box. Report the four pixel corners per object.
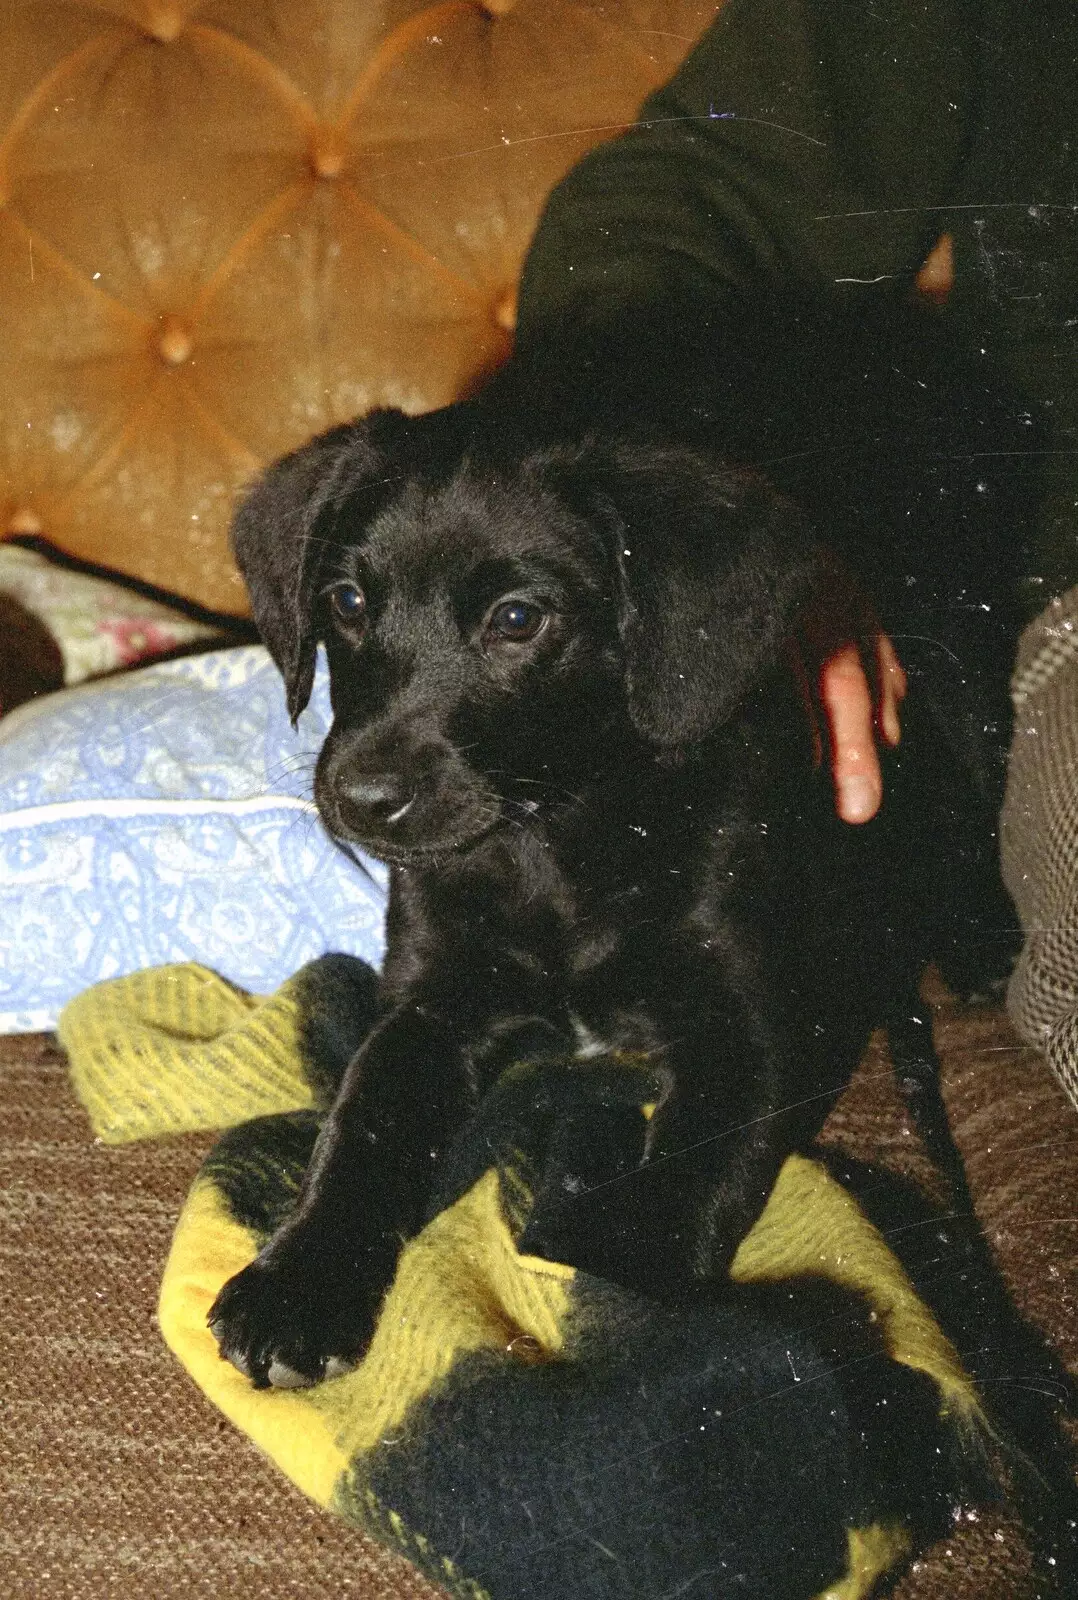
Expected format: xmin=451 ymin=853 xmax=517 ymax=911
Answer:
xmin=0 ymin=1032 xmax=444 ymax=1600
xmin=1 ymin=982 xmax=1075 ymax=1599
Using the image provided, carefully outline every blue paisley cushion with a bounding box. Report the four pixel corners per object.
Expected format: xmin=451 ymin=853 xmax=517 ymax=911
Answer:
xmin=0 ymin=647 xmax=386 ymax=1034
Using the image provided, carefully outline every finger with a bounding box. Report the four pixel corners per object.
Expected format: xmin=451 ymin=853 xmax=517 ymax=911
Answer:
xmin=819 ymin=643 xmax=883 ymax=824
xmin=876 ymin=633 xmax=907 ymax=748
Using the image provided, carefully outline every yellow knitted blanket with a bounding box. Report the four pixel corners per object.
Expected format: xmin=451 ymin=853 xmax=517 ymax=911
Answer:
xmin=60 ymin=960 xmax=991 ymax=1600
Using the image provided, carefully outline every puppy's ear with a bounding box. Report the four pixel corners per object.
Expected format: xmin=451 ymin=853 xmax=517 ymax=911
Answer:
xmin=597 ymin=453 xmax=820 ymax=746
xmin=231 ymin=418 xmax=396 ymax=721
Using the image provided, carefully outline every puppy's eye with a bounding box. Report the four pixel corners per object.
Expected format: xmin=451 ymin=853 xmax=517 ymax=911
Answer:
xmin=485 ymin=599 xmax=546 ymax=643
xmin=325 ymin=582 xmax=367 ymax=632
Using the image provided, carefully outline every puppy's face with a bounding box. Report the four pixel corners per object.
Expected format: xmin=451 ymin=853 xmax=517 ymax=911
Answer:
xmin=312 ymin=466 xmax=624 ymax=863
xmin=232 ymin=403 xmax=820 ymax=867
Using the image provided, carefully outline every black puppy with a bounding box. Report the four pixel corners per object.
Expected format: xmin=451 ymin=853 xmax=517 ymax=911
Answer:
xmin=209 ymin=298 xmax=1026 ymax=1389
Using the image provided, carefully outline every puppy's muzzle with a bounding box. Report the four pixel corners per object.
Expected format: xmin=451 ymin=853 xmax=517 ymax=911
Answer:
xmin=316 ymin=728 xmax=497 ymax=859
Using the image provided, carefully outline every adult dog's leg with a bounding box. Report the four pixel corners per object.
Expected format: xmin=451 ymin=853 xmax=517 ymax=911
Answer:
xmin=209 ymin=1004 xmax=473 ymax=1387
xmin=888 ymin=995 xmax=973 ymax=1211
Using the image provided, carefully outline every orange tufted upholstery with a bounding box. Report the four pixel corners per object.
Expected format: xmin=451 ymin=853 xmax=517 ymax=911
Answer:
xmin=0 ymin=1 xmax=715 ymax=613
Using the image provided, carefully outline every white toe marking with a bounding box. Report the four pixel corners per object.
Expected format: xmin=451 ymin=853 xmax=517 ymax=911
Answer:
xmin=267 ymin=1359 xmax=314 ymax=1389
xmin=570 ymin=1013 xmax=608 ymax=1059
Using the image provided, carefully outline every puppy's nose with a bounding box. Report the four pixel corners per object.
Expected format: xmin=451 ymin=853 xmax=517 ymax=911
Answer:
xmin=338 ymin=773 xmax=415 ymax=829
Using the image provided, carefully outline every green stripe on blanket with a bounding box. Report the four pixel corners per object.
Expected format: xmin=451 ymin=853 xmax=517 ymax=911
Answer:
xmin=62 ymin=959 xmax=992 ymax=1600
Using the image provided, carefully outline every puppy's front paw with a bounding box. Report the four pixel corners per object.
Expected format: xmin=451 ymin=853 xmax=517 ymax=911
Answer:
xmin=208 ymin=1242 xmax=385 ymax=1389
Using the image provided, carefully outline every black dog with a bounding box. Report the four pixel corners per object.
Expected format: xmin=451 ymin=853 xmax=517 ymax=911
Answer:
xmin=209 ymin=294 xmax=1029 ymax=1389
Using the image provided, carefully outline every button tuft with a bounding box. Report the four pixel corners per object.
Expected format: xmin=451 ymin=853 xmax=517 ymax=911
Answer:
xmin=492 ymin=288 xmax=518 ymax=333
xmin=309 ymin=127 xmax=346 ymax=181
xmin=158 ymin=315 xmax=193 ymax=366
xmin=6 ymin=507 xmax=44 ymax=537
xmin=144 ymin=5 xmax=184 ymax=44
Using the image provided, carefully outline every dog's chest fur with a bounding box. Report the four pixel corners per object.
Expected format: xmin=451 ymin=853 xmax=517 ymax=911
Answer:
xmin=380 ymin=739 xmax=801 ymax=1077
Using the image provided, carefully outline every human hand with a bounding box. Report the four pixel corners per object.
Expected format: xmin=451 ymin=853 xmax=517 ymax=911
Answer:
xmin=792 ymin=569 xmax=907 ymax=824
xmin=818 ymin=633 xmax=906 ymax=822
